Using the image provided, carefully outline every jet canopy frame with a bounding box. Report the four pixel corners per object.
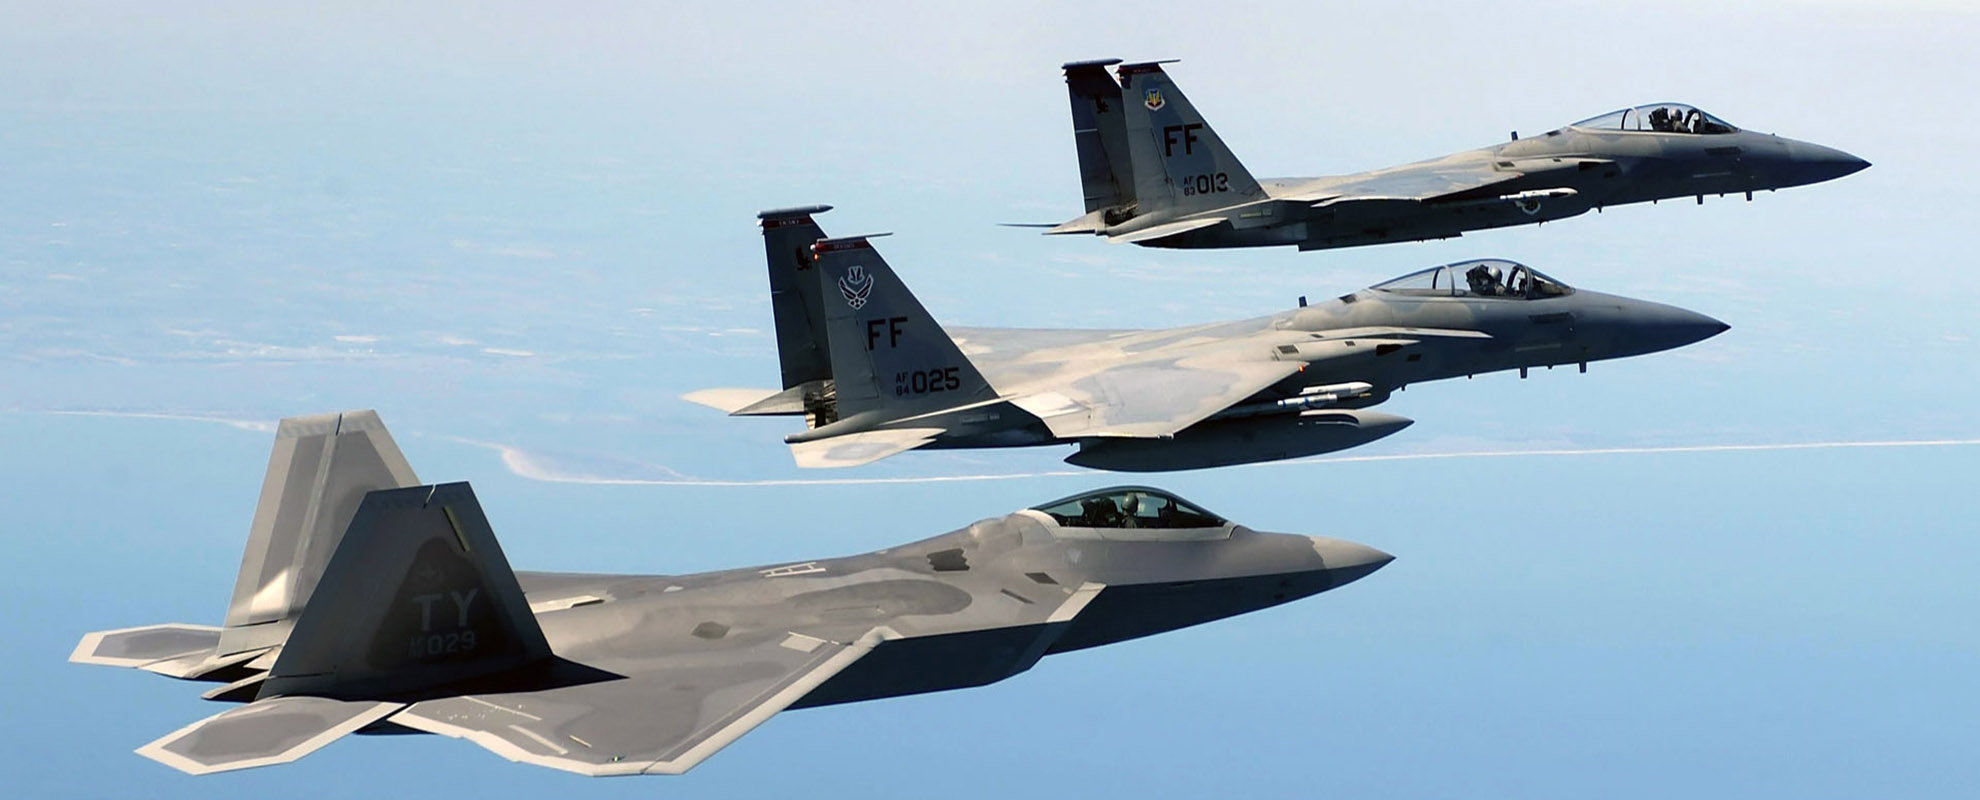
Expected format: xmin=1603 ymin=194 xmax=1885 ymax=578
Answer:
xmin=1371 ymin=259 xmax=1573 ymax=300
xmin=1031 ymin=486 xmax=1226 ymax=531
xmin=1573 ymin=103 xmax=1738 ymax=135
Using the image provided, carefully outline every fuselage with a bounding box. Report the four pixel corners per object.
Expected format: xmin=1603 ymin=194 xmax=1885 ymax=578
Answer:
xmin=891 ymin=269 xmax=1723 ymax=458
xmin=1149 ymin=122 xmax=1868 ymax=251
xmin=514 ymin=499 xmax=1391 ymax=707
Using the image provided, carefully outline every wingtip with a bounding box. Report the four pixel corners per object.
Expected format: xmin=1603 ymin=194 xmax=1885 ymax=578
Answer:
xmin=756 ymin=204 xmax=833 ymax=220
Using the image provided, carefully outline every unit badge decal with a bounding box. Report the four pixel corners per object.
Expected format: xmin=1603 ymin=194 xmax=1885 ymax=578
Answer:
xmin=839 ymin=265 xmax=874 ymax=309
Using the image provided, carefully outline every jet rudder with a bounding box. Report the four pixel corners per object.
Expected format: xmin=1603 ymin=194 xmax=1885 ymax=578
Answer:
xmin=1063 ymin=58 xmax=1136 ymax=215
xmin=759 ymin=205 xmax=837 ymax=390
xmin=1118 ymin=61 xmax=1263 ymax=217
xmin=218 ymin=409 xmax=420 ymax=657
xmin=808 ymin=234 xmax=996 ymax=421
xmin=260 ymin=481 xmax=551 ymax=700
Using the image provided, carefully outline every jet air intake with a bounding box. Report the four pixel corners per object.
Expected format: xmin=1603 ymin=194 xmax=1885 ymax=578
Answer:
xmin=1066 ymin=408 xmax=1412 ymax=472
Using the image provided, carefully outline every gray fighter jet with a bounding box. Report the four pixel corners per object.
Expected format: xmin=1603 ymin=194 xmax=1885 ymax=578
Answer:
xmin=688 ymin=207 xmax=1727 ymax=471
xmin=1042 ymin=59 xmax=1869 ymax=251
xmin=71 ymin=411 xmax=1393 ymax=776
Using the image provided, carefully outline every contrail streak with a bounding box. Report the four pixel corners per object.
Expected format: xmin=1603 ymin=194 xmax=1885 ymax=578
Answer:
xmin=482 ymin=437 xmax=1980 ymax=488
xmin=43 ymin=410 xmax=277 ymax=432
xmin=34 ymin=410 xmax=1975 ymax=488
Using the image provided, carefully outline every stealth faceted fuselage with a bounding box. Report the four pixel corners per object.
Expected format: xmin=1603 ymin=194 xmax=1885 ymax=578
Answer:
xmin=1052 ymin=59 xmax=1869 ymax=252
xmin=71 ymin=412 xmax=1391 ymax=777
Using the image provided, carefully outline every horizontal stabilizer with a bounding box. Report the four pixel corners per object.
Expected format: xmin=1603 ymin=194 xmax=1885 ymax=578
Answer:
xmin=71 ymin=623 xmax=220 ymax=670
xmin=1045 ymin=209 xmax=1110 ymax=235
xmin=682 ymin=388 xmax=785 ymax=415
xmin=137 ymin=696 xmax=405 ymax=775
xmin=789 ymin=427 xmax=944 ymax=468
xmin=1106 ymin=217 xmax=1224 ymax=244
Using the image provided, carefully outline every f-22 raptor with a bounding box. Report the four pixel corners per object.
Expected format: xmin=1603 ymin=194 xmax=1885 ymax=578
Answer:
xmin=1043 ymin=59 xmax=1869 ymax=251
xmin=72 ymin=411 xmax=1392 ymax=776
xmin=687 ymin=206 xmax=1726 ymax=471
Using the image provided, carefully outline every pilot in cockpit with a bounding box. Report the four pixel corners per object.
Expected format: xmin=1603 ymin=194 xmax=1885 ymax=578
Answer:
xmin=1648 ymin=106 xmax=1674 ymax=132
xmin=1465 ymin=263 xmax=1504 ymax=296
xmin=1079 ymin=496 xmax=1122 ymax=527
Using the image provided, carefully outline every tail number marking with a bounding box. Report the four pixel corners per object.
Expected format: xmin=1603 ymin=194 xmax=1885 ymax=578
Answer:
xmin=895 ymin=367 xmax=961 ymax=397
xmin=407 ymin=589 xmax=481 ymax=660
xmin=409 ymin=630 xmax=478 ymax=659
xmin=1181 ymin=173 xmax=1230 ymax=196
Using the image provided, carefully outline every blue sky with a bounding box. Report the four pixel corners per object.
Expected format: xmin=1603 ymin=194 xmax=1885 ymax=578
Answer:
xmin=3 ymin=1 xmax=1977 ymax=797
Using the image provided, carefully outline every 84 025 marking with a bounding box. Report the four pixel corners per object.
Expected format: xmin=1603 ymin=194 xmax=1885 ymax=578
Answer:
xmin=895 ymin=367 xmax=961 ymax=397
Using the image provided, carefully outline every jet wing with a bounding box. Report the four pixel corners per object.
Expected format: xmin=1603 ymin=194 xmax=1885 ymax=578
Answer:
xmin=392 ymin=628 xmax=896 ymax=776
xmin=1013 ymin=359 xmax=1304 ymax=439
xmin=1105 ymin=216 xmax=1226 ymax=244
xmin=1289 ymin=157 xmax=1611 ymax=207
xmin=1298 ymin=167 xmax=1522 ymax=205
xmin=787 ymin=427 xmax=946 ymax=468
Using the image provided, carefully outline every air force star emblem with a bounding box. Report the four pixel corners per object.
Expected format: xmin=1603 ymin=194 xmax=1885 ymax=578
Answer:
xmin=1143 ymin=88 xmax=1165 ymax=111
xmin=838 ymin=265 xmax=874 ymax=309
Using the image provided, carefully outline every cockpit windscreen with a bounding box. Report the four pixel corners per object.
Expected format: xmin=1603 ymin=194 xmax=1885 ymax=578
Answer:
xmin=1371 ymin=259 xmax=1572 ymax=299
xmin=1032 ymin=487 xmax=1226 ymax=530
xmin=1573 ymin=103 xmax=1738 ymax=135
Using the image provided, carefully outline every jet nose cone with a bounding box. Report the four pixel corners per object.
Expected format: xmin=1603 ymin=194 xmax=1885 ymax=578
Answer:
xmin=1628 ymin=302 xmax=1729 ymax=354
xmin=1683 ymin=310 xmax=1732 ymax=345
xmin=1660 ymin=307 xmax=1730 ymax=351
xmin=1784 ymin=140 xmax=1871 ymax=185
xmin=1309 ymin=536 xmax=1395 ymax=588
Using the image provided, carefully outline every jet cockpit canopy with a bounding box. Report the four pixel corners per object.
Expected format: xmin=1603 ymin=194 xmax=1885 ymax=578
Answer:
xmin=1573 ymin=103 xmax=1738 ymax=135
xmin=1370 ymin=259 xmax=1572 ymax=299
xmin=1031 ymin=486 xmax=1225 ymax=531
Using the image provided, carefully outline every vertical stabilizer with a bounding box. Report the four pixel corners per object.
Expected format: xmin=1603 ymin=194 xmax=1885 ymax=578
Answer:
xmin=758 ymin=205 xmax=836 ymax=389
xmin=1063 ymin=59 xmax=1136 ymax=214
xmin=1117 ymin=61 xmax=1263 ymax=218
xmin=218 ymin=411 xmax=419 ymax=656
xmin=261 ymin=482 xmax=550 ymax=699
xmin=808 ymin=236 xmax=996 ymax=420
